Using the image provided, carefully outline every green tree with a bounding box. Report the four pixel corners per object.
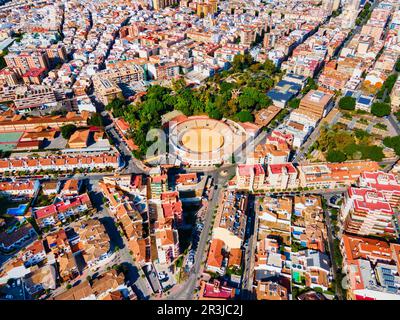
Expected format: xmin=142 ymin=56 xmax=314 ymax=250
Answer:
xmin=87 ymin=113 xmax=104 ymax=127
xmin=371 ymin=102 xmax=391 ymax=117
xmin=208 ymin=108 xmax=222 ymax=120
xmin=105 ymin=98 xmax=125 ymax=118
xmin=395 ymin=57 xmax=400 ymax=72
xmin=384 ymin=136 xmax=400 ymax=156
xmin=231 ymin=54 xmax=254 ymax=72
xmin=171 ymin=78 xmax=186 ymax=92
xmin=236 ymin=110 xmax=254 ymax=122
xmin=302 ymin=78 xmax=318 ymax=94
xmin=262 ymin=59 xmax=276 ymax=75
xmin=288 ymin=98 xmax=301 ymax=109
xmin=362 ymin=145 xmax=384 ymax=161
xmin=238 ymin=87 xmax=271 ymax=111
xmin=60 ymin=124 xmax=77 ymax=139
xmin=339 ymin=96 xmax=356 ymax=110
xmin=326 ymin=149 xmax=346 ymax=162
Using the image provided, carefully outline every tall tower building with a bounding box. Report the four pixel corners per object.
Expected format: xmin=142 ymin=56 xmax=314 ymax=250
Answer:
xmin=341 ymin=0 xmax=361 ymax=29
xmin=196 ymin=0 xmax=218 ymax=18
xmin=323 ymin=0 xmax=334 ymax=15
xmin=347 ymin=0 xmax=360 ymax=11
xmin=323 ymin=0 xmax=341 ymax=14
xmin=152 ymin=0 xmax=179 ymax=11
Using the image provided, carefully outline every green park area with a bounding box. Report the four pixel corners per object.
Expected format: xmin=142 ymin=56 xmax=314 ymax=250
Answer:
xmin=105 ymin=55 xmax=283 ymax=157
xmin=309 ymin=124 xmax=385 ymax=162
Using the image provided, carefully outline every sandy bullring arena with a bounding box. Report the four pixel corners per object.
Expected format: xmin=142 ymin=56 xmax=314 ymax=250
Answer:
xmin=168 ymin=115 xmax=259 ymax=167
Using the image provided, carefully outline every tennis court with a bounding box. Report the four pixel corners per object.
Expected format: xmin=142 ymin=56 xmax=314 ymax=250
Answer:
xmin=0 ymin=132 xmax=23 ymax=151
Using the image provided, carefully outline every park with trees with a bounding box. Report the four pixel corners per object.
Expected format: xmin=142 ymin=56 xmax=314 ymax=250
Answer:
xmin=106 ymin=54 xmax=280 ymax=157
xmin=310 ymin=124 xmax=385 ymax=162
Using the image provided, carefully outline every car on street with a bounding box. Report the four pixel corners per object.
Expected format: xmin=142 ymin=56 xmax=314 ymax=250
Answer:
xmin=158 ymin=272 xmax=168 ymax=282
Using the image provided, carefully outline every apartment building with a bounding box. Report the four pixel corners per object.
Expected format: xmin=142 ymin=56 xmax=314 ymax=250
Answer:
xmin=340 ymin=234 xmax=400 ymax=300
xmin=289 ymin=90 xmax=334 ymax=128
xmin=152 ymin=0 xmax=179 ymax=10
xmin=98 ymin=64 xmax=145 ymax=85
xmin=13 ymin=85 xmax=58 ymax=112
xmin=267 ymin=163 xmax=298 ymax=190
xmin=247 ymin=142 xmax=290 ymax=166
xmin=0 ymin=152 xmax=120 ymax=173
xmin=147 ymin=62 xmax=180 ymax=80
xmin=0 ymin=111 xmax=89 ymax=133
xmin=0 ymin=179 xmax=39 ymax=198
xmin=358 ymin=171 xmax=400 ymax=208
xmin=206 ymin=239 xmax=226 ymax=275
xmin=391 ymin=77 xmax=400 ymax=110
xmin=34 ymin=193 xmax=93 ymax=228
xmin=212 ymin=191 xmax=247 ymax=251
xmin=0 ymin=68 xmax=20 ymax=86
xmin=340 ymin=187 xmax=397 ymax=238
xmin=92 ymin=76 xmax=123 ymax=105
xmin=214 ymin=44 xmax=248 ymax=62
xmin=155 ymin=227 xmax=180 ymax=264
xmin=319 ymin=68 xmax=350 ymax=91
xmin=71 ymin=219 xmax=111 ymax=269
xmin=298 ymin=161 xmax=380 ymax=189
xmin=0 ymin=224 xmax=37 ymax=251
xmin=236 ymin=164 xmax=265 ymax=191
xmin=4 ymin=51 xmax=49 ymax=74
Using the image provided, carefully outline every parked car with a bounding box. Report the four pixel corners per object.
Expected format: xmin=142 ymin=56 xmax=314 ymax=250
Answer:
xmin=158 ymin=272 xmax=168 ymax=281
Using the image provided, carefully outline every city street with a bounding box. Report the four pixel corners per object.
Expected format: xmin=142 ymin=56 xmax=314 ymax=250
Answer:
xmin=86 ymin=179 xmax=153 ymax=299
xmin=241 ymin=194 xmax=257 ymax=300
xmin=322 ymin=193 xmax=345 ymax=300
xmin=166 ymin=165 xmax=236 ymax=300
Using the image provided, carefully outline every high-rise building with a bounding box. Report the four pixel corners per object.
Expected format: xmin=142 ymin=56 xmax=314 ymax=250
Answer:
xmin=391 ymin=77 xmax=400 ymax=111
xmin=340 ymin=234 xmax=400 ymax=300
xmin=340 ymin=187 xmax=397 ymax=238
xmin=152 ymin=0 xmax=179 ymax=10
xmin=348 ymin=0 xmax=361 ymax=11
xmin=4 ymin=51 xmax=49 ymax=75
xmin=0 ymin=68 xmax=19 ymax=86
xmin=358 ymin=171 xmax=400 ymax=209
xmin=92 ymin=76 xmax=123 ymax=106
xmin=289 ymin=90 xmax=334 ymax=128
xmin=342 ymin=0 xmax=361 ymax=28
xmin=323 ymin=0 xmax=334 ymax=14
xmin=196 ymin=0 xmax=218 ymax=17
